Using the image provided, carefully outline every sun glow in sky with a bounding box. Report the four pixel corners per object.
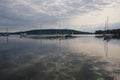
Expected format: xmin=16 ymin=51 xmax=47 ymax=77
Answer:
xmin=0 ymin=0 xmax=120 ymax=32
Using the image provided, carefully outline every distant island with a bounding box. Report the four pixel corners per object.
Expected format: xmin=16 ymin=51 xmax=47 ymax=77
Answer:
xmin=5 ymin=29 xmax=91 ymax=35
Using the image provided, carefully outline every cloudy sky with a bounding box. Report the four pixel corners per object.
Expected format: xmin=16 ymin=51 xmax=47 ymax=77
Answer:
xmin=0 ymin=0 xmax=120 ymax=32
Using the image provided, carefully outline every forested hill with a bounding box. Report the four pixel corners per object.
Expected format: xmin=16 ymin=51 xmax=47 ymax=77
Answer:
xmin=11 ymin=29 xmax=91 ymax=35
xmin=95 ymin=29 xmax=120 ymax=34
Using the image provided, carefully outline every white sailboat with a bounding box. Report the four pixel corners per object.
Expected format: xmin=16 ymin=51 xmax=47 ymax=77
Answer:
xmin=103 ymin=16 xmax=112 ymax=41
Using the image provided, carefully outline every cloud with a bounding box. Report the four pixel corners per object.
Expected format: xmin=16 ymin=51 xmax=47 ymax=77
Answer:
xmin=0 ymin=0 xmax=120 ymax=31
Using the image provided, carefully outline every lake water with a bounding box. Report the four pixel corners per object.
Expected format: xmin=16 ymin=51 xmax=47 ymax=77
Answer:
xmin=0 ymin=35 xmax=120 ymax=80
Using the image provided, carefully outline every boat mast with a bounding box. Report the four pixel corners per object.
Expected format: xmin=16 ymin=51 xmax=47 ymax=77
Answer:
xmin=6 ymin=28 xmax=8 ymax=33
xmin=104 ymin=16 xmax=108 ymax=32
xmin=104 ymin=16 xmax=109 ymax=58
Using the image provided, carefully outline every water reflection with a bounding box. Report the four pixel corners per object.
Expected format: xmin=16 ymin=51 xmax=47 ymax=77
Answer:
xmin=0 ymin=52 xmax=114 ymax=80
xmin=0 ymin=35 xmax=120 ymax=80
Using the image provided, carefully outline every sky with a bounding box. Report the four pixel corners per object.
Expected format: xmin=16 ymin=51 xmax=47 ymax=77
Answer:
xmin=0 ymin=0 xmax=120 ymax=32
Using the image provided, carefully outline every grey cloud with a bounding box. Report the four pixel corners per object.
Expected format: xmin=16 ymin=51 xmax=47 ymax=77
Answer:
xmin=77 ymin=22 xmax=120 ymax=32
xmin=0 ymin=0 xmax=58 ymax=28
xmin=0 ymin=0 xmax=118 ymax=31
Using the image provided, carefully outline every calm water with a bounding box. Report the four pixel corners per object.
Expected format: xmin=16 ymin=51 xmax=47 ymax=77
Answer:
xmin=0 ymin=35 xmax=120 ymax=80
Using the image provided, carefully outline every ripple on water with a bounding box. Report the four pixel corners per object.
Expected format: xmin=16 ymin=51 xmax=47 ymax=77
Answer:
xmin=0 ymin=52 xmax=114 ymax=80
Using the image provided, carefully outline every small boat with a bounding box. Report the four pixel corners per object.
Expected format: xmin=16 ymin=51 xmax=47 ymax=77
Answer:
xmin=20 ymin=33 xmax=27 ymax=38
xmin=65 ymin=32 xmax=73 ymax=38
xmin=103 ymin=17 xmax=112 ymax=41
xmin=103 ymin=34 xmax=112 ymax=41
xmin=65 ymin=33 xmax=72 ymax=37
xmin=1 ymin=28 xmax=10 ymax=37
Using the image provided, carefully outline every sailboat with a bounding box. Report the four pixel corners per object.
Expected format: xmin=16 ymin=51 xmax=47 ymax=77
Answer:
xmin=4 ymin=28 xmax=10 ymax=36
xmin=103 ymin=17 xmax=112 ymax=41
xmin=103 ymin=17 xmax=111 ymax=58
